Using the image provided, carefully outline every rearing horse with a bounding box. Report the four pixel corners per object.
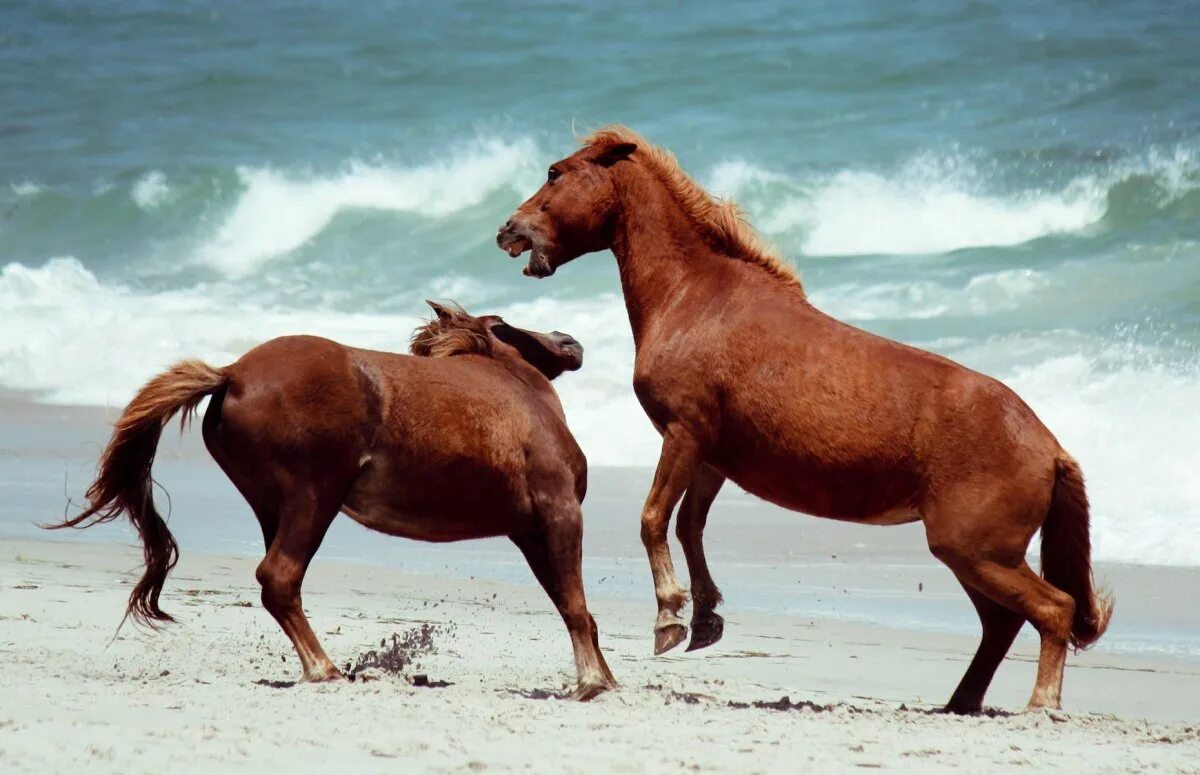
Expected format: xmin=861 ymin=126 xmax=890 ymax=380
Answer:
xmin=497 ymin=126 xmax=1112 ymax=712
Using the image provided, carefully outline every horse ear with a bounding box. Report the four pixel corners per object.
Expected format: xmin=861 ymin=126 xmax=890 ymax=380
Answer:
xmin=594 ymin=142 xmax=637 ymax=167
xmin=425 ymin=300 xmax=453 ymax=321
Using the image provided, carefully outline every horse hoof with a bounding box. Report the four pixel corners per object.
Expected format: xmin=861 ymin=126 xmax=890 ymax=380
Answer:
xmin=686 ymin=611 xmax=724 ymax=652
xmin=569 ymin=681 xmax=611 ymax=702
xmin=1023 ymin=703 xmax=1065 ymax=716
xmin=654 ymin=624 xmax=688 ymax=655
xmin=304 ymin=667 xmax=346 ymax=683
xmin=942 ymin=699 xmax=981 ymax=716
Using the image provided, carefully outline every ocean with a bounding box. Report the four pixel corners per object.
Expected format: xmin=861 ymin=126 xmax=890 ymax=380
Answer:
xmin=2 ymin=0 xmax=1199 ymax=570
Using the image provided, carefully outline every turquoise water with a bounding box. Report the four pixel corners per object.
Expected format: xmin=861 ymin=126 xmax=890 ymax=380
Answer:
xmin=2 ymin=1 xmax=1199 ymax=565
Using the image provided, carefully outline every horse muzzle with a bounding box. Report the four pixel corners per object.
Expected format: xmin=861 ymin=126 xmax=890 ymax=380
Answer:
xmin=497 ymin=219 xmax=533 ymax=258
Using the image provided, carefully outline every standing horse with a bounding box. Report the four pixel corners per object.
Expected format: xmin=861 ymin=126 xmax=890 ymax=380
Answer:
xmin=49 ymin=302 xmax=617 ymax=700
xmin=497 ymin=126 xmax=1112 ymax=712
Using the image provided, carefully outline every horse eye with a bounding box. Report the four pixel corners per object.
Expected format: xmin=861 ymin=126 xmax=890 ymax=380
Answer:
xmin=547 ymin=167 xmax=561 ymax=182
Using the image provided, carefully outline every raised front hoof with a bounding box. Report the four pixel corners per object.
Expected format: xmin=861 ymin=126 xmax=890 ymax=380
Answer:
xmin=685 ymin=611 xmax=724 ymax=652
xmin=569 ymin=680 xmax=615 ymax=702
xmin=654 ymin=624 xmax=688 ymax=655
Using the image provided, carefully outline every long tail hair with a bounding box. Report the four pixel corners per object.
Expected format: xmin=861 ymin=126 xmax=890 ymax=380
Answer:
xmin=46 ymin=360 xmax=228 ymax=627
xmin=1040 ymin=454 xmax=1114 ymax=650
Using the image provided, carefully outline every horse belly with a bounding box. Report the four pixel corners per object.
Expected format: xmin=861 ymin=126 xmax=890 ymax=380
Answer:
xmin=714 ymin=444 xmax=922 ymax=525
xmin=341 ymin=462 xmax=532 ymax=543
xmin=340 ymin=503 xmax=511 ymax=542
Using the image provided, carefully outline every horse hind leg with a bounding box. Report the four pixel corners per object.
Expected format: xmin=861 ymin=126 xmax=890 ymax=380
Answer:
xmin=927 ymin=504 xmax=1073 ymax=711
xmin=945 ymin=579 xmax=1025 ymax=714
xmin=675 ymin=465 xmax=726 ymax=652
xmin=256 ymin=489 xmax=343 ymax=683
xmin=511 ymin=505 xmax=616 ymax=700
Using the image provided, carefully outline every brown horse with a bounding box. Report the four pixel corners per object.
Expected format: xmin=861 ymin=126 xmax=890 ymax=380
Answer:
xmin=497 ymin=126 xmax=1112 ymax=713
xmin=48 ymin=302 xmax=617 ymax=700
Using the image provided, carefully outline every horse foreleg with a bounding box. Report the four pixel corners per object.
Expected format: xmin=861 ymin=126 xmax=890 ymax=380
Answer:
xmin=641 ymin=430 xmax=699 ymax=655
xmin=256 ymin=490 xmax=342 ymax=683
xmin=512 ymin=502 xmax=616 ymax=700
xmin=676 ymin=464 xmax=726 ymax=651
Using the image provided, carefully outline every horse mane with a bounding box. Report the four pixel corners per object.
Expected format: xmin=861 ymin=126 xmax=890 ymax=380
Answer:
xmin=409 ymin=309 xmax=493 ymax=358
xmin=582 ymin=125 xmax=803 ymax=293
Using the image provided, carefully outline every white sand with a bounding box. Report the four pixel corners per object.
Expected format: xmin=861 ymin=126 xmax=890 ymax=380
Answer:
xmin=1 ymin=538 xmax=1197 ymax=773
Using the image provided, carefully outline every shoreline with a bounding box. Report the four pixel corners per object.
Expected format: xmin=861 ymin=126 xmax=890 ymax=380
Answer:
xmin=1 ymin=537 xmax=1197 ymax=773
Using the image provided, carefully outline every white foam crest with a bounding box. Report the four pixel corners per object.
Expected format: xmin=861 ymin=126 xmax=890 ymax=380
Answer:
xmin=1137 ymin=145 xmax=1200 ymax=200
xmin=707 ymin=160 xmax=788 ymax=198
xmin=710 ymin=146 xmax=1200 ymax=257
xmin=196 ymin=137 xmax=542 ymax=278
xmin=0 ymin=258 xmax=423 ymax=406
xmin=1003 ymin=353 xmax=1200 ymax=567
xmin=131 ymin=170 xmax=170 ymax=209
xmin=9 ymin=181 xmax=42 ymax=197
xmin=788 ymin=160 xmax=1106 ymax=256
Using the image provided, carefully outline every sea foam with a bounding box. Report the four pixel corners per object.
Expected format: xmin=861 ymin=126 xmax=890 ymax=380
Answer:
xmin=196 ymin=137 xmax=542 ymax=277
xmin=709 ymin=147 xmax=1200 ymax=257
xmin=9 ymin=181 xmax=43 ymax=197
xmin=131 ymin=170 xmax=170 ymax=210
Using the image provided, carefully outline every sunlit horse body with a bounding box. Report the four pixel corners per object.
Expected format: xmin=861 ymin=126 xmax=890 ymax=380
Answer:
xmin=498 ymin=126 xmax=1112 ymax=712
xmin=51 ymin=302 xmax=617 ymax=700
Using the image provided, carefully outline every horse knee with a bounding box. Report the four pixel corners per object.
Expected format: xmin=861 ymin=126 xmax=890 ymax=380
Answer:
xmin=256 ymin=558 xmax=301 ymax=612
xmin=640 ymin=514 xmax=667 ymax=548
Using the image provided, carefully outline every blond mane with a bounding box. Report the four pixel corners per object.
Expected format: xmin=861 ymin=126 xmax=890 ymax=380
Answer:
xmin=582 ymin=125 xmax=803 ymax=292
xmin=409 ymin=312 xmax=492 ymax=358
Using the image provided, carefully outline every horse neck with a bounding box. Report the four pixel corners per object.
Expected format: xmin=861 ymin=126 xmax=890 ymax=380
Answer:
xmin=494 ymin=354 xmax=566 ymax=415
xmin=609 ymin=167 xmax=726 ymax=349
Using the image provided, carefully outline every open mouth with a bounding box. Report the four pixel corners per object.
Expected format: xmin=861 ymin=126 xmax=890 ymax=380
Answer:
xmin=522 ymin=247 xmax=555 ymax=278
xmin=498 ymin=227 xmax=554 ymax=278
xmin=500 ymin=233 xmax=532 ymax=258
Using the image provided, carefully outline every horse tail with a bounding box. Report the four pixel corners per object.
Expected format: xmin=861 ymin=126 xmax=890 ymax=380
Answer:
xmin=1040 ymin=453 xmax=1113 ymax=650
xmin=46 ymin=360 xmax=228 ymax=627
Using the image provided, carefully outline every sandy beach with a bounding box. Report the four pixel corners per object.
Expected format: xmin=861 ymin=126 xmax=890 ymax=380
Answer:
xmin=1 ymin=537 xmax=1198 ymax=774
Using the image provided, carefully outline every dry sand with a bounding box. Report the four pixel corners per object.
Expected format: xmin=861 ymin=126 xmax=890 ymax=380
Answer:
xmin=1 ymin=538 xmax=1197 ymax=774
